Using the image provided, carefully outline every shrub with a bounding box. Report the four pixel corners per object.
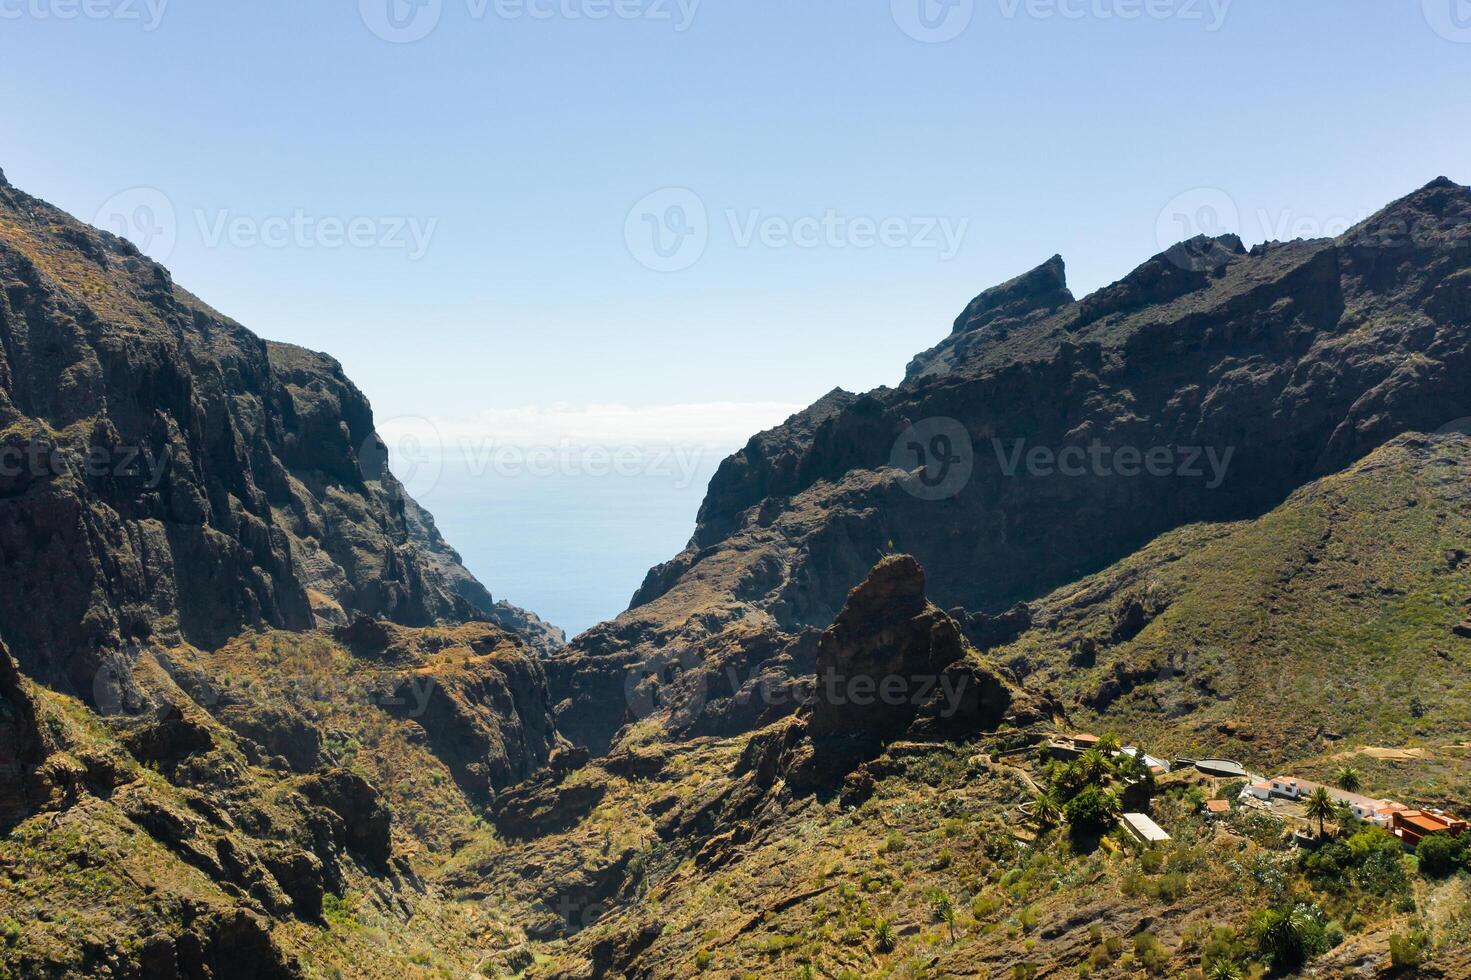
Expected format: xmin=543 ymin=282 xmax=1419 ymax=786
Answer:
xmin=872 ymin=919 xmax=896 ymax=953
xmin=1134 ymin=933 xmax=1169 ymax=974
xmin=1346 ymin=826 xmax=1402 ymax=862
xmin=1155 ymin=872 xmax=1190 ymax=902
xmin=1200 ymin=926 xmax=1246 ymax=972
xmin=1389 ymin=929 xmax=1430 ymax=969
xmin=1356 ymin=848 xmax=1410 ymax=897
xmin=972 ymin=894 xmax=1003 ymax=919
xmin=695 ymin=949 xmax=713 ymax=971
xmin=1303 ymin=840 xmax=1353 ymax=883
xmin=1415 ymin=833 xmax=1467 ymax=878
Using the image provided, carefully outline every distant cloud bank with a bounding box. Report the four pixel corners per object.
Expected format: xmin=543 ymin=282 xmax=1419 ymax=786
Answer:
xmin=379 ymin=401 xmax=805 ymax=453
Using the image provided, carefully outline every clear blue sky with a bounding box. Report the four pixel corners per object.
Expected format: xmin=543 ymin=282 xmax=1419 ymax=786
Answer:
xmin=3 ymin=0 xmax=1469 ymax=633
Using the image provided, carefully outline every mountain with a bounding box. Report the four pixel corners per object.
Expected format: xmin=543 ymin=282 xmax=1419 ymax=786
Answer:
xmin=548 ymin=176 xmax=1471 ymax=755
xmin=0 ymin=168 xmax=570 ymax=977
xmin=3 ymin=171 xmax=1471 ymax=979
xmin=0 ymin=166 xmax=559 ymax=710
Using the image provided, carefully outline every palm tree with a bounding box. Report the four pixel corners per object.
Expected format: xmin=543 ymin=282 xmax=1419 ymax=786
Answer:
xmin=1334 ymin=766 xmax=1362 ymax=793
xmin=1251 ymin=906 xmax=1317 ymax=971
xmin=1078 ymin=749 xmax=1113 ymax=786
xmin=1304 ymin=787 xmax=1337 ymax=839
xmin=1032 ymin=793 xmax=1061 ymax=827
xmin=1096 ymin=733 xmax=1123 ymax=755
xmin=930 ymin=891 xmax=957 ymax=944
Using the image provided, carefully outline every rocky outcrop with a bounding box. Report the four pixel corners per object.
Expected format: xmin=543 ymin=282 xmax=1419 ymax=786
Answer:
xmin=488 ymin=775 xmax=608 ymax=841
xmin=379 ymin=625 xmax=566 ymax=802
xmin=742 ymin=556 xmax=1039 ymax=792
xmin=0 ymin=175 xmax=552 ymax=703
xmin=550 ymin=177 xmax=1471 ymax=754
xmin=294 ymin=768 xmax=392 ymax=865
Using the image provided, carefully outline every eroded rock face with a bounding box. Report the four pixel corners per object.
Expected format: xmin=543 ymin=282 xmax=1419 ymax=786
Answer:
xmin=551 ymin=177 xmax=1471 ymax=755
xmin=807 ymin=555 xmax=968 ymax=744
xmin=0 ymin=177 xmax=551 ymax=701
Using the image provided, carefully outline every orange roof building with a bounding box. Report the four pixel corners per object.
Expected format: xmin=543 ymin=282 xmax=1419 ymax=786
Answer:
xmin=1392 ymin=810 xmax=1469 ymax=847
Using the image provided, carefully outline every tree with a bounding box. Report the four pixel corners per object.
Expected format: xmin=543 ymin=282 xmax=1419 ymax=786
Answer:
xmin=1096 ymin=733 xmax=1123 ymax=755
xmin=1032 ymin=793 xmax=1061 ymax=827
xmin=1077 ymin=749 xmax=1113 ymax=786
xmin=1304 ymin=787 xmax=1337 ymax=839
xmin=1250 ymin=905 xmax=1324 ymax=972
xmin=929 ymin=891 xmax=957 ymax=944
xmin=1334 ymin=767 xmax=1362 ymax=793
xmin=1415 ymin=833 xmax=1467 ymax=878
xmin=1116 ymin=752 xmax=1148 ymax=782
xmin=1064 ymin=784 xmax=1122 ymax=833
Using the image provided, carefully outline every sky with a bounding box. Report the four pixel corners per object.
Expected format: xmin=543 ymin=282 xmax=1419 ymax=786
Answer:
xmin=3 ymin=0 xmax=1469 ymax=634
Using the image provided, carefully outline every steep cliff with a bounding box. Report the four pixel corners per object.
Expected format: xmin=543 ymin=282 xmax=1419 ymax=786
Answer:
xmin=0 ymin=168 xmax=555 ymax=708
xmin=0 ymin=168 xmax=568 ymax=978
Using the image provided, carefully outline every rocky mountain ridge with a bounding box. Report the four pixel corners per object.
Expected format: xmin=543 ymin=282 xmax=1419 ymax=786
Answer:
xmin=550 ymin=176 xmax=1471 ymax=754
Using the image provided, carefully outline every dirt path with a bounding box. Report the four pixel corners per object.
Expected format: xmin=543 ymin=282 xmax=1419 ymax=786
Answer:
xmin=1328 ymin=745 xmax=1430 ymax=762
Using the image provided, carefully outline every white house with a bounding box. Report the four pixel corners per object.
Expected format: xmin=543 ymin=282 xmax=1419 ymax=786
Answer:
xmin=1121 ymin=812 xmax=1171 ymax=844
xmin=1249 ymin=776 xmax=1406 ymax=826
xmin=1244 ymin=780 xmax=1274 ymax=801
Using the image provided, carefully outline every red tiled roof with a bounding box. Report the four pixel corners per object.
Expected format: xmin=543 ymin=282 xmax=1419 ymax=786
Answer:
xmin=1205 ymin=800 xmax=1230 ymax=813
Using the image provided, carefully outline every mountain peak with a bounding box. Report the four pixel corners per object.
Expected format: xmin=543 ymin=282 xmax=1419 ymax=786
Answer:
xmin=1344 ymin=175 xmax=1471 ymax=244
xmin=952 ymin=254 xmax=1072 ymax=335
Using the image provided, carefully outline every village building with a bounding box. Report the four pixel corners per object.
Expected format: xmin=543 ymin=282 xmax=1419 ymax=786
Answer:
xmin=1203 ymin=799 xmax=1231 ymax=819
xmin=1392 ymin=810 xmax=1469 ymax=847
xmin=1120 ymin=812 xmax=1171 ymax=845
xmin=1044 ymin=733 xmax=1101 ymax=760
xmin=1241 ymin=776 xmax=1408 ymax=827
